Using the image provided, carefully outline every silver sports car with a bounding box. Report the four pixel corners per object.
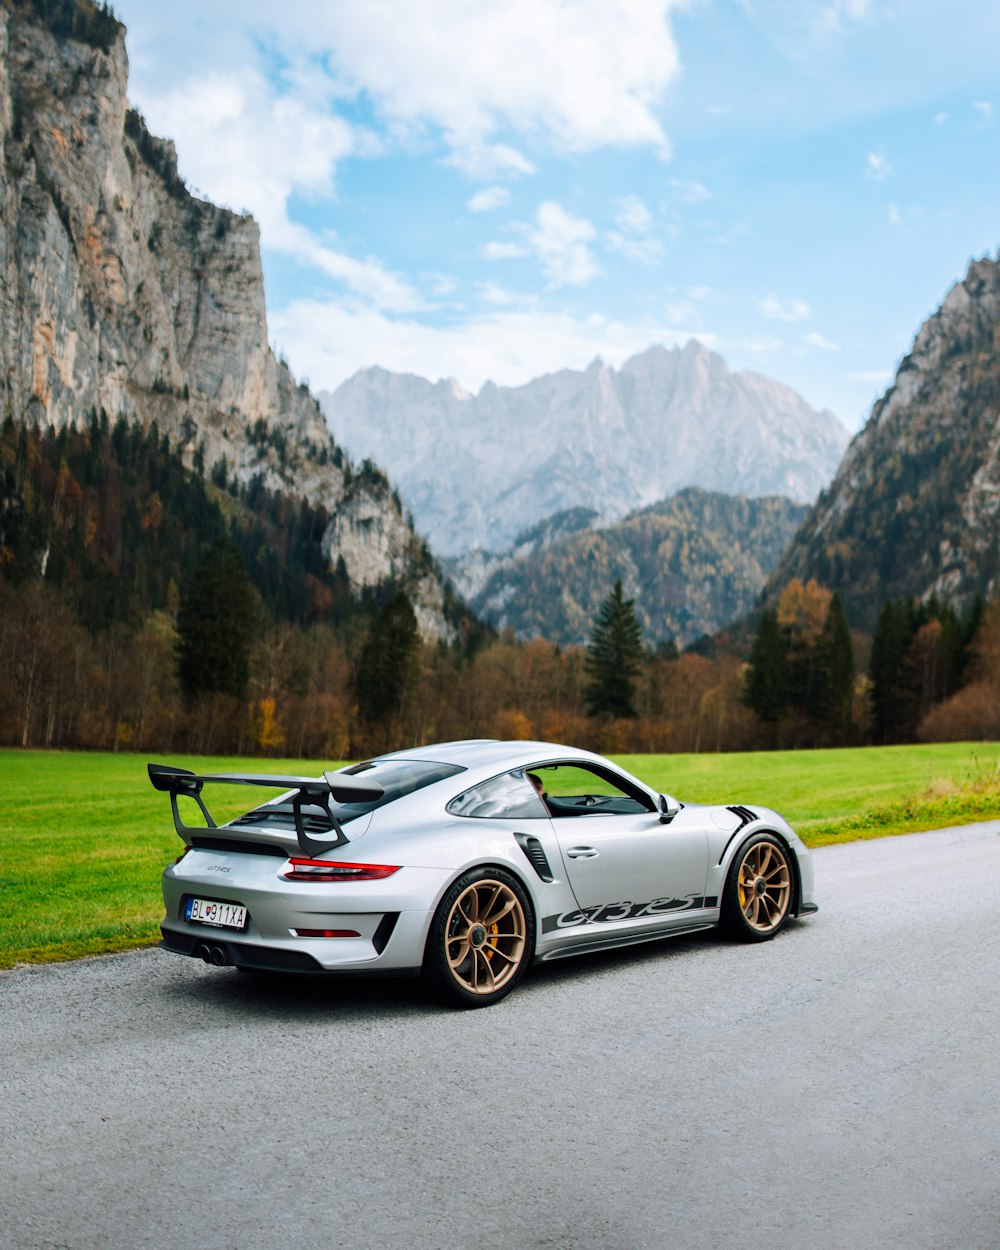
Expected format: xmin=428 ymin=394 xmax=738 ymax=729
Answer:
xmin=153 ymin=739 xmax=817 ymax=1007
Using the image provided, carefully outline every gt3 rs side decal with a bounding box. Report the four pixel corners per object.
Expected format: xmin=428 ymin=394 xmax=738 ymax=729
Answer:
xmin=542 ymin=893 xmax=709 ymax=933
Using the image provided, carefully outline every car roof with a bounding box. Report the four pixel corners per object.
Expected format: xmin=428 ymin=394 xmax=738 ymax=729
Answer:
xmin=375 ymin=735 xmax=625 ymax=775
xmin=372 ymin=739 xmax=623 ymax=775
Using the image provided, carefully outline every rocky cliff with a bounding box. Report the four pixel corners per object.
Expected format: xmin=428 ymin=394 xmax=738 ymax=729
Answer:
xmin=320 ymin=342 xmax=848 ymax=556
xmin=770 ymin=255 xmax=1000 ymax=628
xmin=0 ymin=0 xmax=450 ymax=635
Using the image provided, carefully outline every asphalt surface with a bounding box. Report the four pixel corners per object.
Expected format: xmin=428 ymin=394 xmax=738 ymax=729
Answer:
xmin=2 ymin=822 xmax=1000 ymax=1250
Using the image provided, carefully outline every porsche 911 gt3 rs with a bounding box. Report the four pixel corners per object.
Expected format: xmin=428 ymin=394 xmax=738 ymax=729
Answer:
xmin=152 ymin=739 xmax=817 ymax=1007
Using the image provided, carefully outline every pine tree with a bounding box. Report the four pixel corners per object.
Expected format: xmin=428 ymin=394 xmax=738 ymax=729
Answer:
xmin=743 ymin=608 xmax=789 ymax=735
xmin=353 ymin=591 xmax=419 ymax=724
xmin=869 ymin=600 xmax=914 ymax=743
xmin=584 ymin=580 xmax=644 ymax=718
xmin=813 ymin=594 xmax=854 ymax=743
xmin=176 ymin=538 xmax=256 ymax=702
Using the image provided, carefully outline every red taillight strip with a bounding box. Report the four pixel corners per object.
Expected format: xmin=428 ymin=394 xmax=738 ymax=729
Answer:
xmin=293 ymin=928 xmax=361 ymax=938
xmin=282 ymin=858 xmax=401 ymax=882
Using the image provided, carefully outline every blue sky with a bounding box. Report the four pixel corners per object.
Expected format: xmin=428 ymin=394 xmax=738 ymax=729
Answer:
xmin=113 ymin=0 xmax=999 ymax=431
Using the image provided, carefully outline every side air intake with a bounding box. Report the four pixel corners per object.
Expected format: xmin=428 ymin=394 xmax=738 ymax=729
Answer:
xmin=728 ymin=805 xmax=758 ymax=828
xmin=513 ymin=833 xmax=554 ymax=883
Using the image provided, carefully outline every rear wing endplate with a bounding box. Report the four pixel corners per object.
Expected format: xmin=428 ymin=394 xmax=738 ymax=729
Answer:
xmin=147 ymin=763 xmax=384 ymax=857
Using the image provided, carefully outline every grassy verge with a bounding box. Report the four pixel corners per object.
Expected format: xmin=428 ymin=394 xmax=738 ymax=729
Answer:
xmin=2 ymin=743 xmax=998 ymax=969
xmin=615 ymin=742 xmax=1000 ymax=846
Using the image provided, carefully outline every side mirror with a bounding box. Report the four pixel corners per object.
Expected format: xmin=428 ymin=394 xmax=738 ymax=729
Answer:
xmin=658 ymin=794 xmax=681 ymax=824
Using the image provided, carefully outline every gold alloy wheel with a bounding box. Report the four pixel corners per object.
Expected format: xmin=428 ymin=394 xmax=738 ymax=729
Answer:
xmin=445 ymin=879 xmax=526 ymax=996
xmin=736 ymin=840 xmax=791 ymax=934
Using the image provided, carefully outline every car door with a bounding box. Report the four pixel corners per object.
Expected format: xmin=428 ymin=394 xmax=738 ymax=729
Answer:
xmin=536 ymin=761 xmax=709 ymax=919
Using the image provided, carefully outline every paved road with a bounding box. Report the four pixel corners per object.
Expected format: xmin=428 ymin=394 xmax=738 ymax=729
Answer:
xmin=3 ymin=823 xmax=1000 ymax=1250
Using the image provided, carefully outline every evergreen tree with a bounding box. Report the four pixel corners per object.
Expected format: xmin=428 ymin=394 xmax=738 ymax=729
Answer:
xmin=176 ymin=538 xmax=256 ymax=702
xmin=743 ymin=608 xmax=789 ymax=734
xmin=869 ymin=600 xmax=911 ymax=743
xmin=813 ymin=594 xmax=855 ymax=743
xmin=353 ymin=591 xmax=419 ymax=723
xmin=584 ymin=579 xmax=644 ymax=718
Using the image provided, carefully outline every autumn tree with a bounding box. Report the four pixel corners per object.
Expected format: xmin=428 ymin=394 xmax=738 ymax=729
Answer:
xmin=584 ymin=579 xmax=643 ymax=718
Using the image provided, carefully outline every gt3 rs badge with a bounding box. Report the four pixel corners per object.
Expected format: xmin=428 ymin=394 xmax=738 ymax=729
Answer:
xmin=542 ymin=895 xmax=705 ymax=933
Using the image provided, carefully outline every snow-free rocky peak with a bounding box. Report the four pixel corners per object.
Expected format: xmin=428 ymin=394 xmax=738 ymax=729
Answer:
xmin=320 ymin=342 xmax=849 ymax=556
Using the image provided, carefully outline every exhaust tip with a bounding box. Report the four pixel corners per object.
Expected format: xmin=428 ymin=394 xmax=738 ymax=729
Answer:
xmin=210 ymin=945 xmax=230 ymax=966
xmin=195 ymin=942 xmax=213 ymax=964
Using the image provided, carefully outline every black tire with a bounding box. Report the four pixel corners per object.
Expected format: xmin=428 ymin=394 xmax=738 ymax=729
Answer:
xmin=422 ymin=867 xmax=535 ymax=1008
xmin=721 ymin=832 xmax=794 ymax=943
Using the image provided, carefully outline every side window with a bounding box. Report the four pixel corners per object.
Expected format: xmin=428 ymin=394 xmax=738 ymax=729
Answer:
xmin=447 ymin=770 xmax=549 ymax=820
xmin=532 ymin=763 xmax=653 ymax=817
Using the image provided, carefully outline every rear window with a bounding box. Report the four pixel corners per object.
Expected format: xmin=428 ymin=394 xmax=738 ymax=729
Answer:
xmin=231 ymin=759 xmax=466 ymax=832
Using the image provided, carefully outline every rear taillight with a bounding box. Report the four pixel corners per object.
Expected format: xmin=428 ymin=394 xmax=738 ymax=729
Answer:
xmin=282 ymin=858 xmax=400 ymax=882
xmin=293 ymin=928 xmax=362 ymax=938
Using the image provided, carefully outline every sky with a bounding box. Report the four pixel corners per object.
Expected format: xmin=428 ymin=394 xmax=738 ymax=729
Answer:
xmin=112 ymin=0 xmax=1000 ymax=432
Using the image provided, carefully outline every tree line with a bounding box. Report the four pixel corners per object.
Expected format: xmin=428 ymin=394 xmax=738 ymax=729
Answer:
xmin=4 ymin=551 xmax=999 ymax=758
xmin=3 ymin=414 xmax=1000 ymax=758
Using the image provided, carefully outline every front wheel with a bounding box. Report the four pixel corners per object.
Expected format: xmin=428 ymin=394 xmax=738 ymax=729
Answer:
xmin=721 ymin=833 xmax=793 ymax=942
xmin=422 ymin=868 xmax=534 ymax=1008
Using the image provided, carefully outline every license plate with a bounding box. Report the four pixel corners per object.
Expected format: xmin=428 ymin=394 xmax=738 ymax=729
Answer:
xmin=185 ymin=898 xmax=248 ymax=930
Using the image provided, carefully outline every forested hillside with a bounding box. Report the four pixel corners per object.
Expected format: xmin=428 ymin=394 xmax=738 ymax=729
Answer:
xmin=771 ymin=255 xmax=1000 ymax=627
xmin=0 ymin=414 xmax=364 ymax=630
xmin=464 ymin=488 xmax=807 ymax=646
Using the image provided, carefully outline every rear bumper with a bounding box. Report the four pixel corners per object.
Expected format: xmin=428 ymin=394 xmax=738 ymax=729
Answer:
xmin=160 ymin=928 xmax=420 ymax=976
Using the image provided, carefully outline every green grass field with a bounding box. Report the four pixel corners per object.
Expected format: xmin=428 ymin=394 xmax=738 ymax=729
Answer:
xmin=2 ymin=743 xmax=998 ymax=969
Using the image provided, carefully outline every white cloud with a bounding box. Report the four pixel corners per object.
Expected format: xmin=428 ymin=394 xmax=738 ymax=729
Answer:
xmin=615 ymin=195 xmax=654 ymax=234
xmin=759 ymin=294 xmax=811 ymax=322
xmin=819 ymin=0 xmax=870 ymax=33
xmin=668 ymin=178 xmax=711 ymax=204
xmin=310 ymin=0 xmax=680 ymax=164
xmin=467 ymin=186 xmax=511 ymax=213
xmin=128 ymin=69 xmax=423 ymax=313
xmin=866 ymin=149 xmax=891 ymax=181
xmin=484 ymin=240 xmax=530 ymax=260
xmin=888 ymin=204 xmax=901 ymax=225
xmin=933 ymin=111 xmax=949 ymax=127
xmin=971 ymin=100 xmax=994 ymax=129
xmin=607 ymin=194 xmax=664 ymax=263
xmin=477 ymin=282 xmax=519 ymax=306
xmin=607 ymin=234 xmax=666 ymax=263
xmin=124 ymin=1 xmax=682 ymax=175
xmin=273 ymin=299 xmax=714 ymax=395
xmin=529 ymin=202 xmax=599 ymax=286
xmin=426 ymin=273 xmax=459 ymax=298
xmin=805 ymin=331 xmax=840 ymax=351
xmin=453 ymin=143 xmax=537 ymax=179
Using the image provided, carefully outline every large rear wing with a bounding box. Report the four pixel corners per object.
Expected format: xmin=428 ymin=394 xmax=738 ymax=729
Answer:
xmin=147 ymin=764 xmax=385 ymax=856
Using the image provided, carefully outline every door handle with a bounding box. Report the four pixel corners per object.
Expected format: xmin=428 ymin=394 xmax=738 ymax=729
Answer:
xmin=566 ymin=846 xmax=599 ymax=859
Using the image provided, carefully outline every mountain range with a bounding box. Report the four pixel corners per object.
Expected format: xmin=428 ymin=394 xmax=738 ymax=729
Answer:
xmin=319 ymin=344 xmax=849 ymax=557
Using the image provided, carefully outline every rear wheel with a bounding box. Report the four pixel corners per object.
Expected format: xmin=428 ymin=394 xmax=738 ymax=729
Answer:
xmin=721 ymin=833 xmax=793 ymax=942
xmin=422 ymin=868 xmax=534 ymax=1008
